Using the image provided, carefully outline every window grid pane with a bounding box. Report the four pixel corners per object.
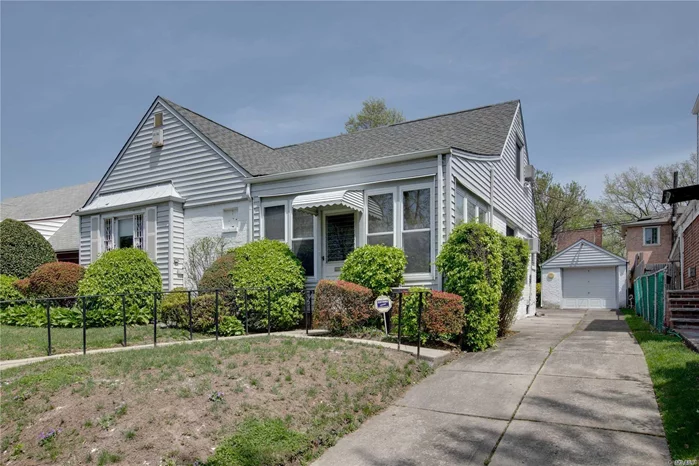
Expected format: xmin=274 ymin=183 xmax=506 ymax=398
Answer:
xmin=403 ymin=189 xmax=430 ymax=230
xmin=368 ymin=193 xmax=393 ymax=234
xmin=134 ymin=214 xmax=144 ymax=250
xmin=292 ymin=239 xmax=314 ymax=276
xmin=293 ymin=210 xmax=314 ymax=239
xmin=264 ymin=205 xmax=286 ymax=241
xmin=367 ymin=234 xmax=394 ymax=247
xmin=403 ymin=230 xmax=431 ymax=274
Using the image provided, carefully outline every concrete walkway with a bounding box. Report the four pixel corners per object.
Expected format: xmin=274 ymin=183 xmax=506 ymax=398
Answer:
xmin=313 ymin=309 xmax=671 ymax=466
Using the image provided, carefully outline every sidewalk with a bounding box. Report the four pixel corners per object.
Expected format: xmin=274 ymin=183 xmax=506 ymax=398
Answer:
xmin=313 ymin=309 xmax=671 ymax=466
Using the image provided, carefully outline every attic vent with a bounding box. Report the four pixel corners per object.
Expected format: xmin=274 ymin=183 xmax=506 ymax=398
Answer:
xmin=152 ymin=112 xmax=164 ymax=147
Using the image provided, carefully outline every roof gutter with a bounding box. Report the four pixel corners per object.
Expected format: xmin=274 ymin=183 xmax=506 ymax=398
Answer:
xmin=74 ymin=195 xmax=185 ymax=216
xmin=247 ymin=147 xmax=451 ymax=184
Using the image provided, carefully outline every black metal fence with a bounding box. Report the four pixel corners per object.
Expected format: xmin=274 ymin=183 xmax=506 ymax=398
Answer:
xmin=0 ymin=287 xmax=430 ymax=359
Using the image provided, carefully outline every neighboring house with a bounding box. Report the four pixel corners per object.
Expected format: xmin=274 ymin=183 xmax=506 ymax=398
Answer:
xmin=541 ymin=239 xmax=627 ymax=309
xmin=664 ymin=186 xmax=699 ymax=290
xmin=0 ymin=182 xmax=98 ymax=263
xmin=76 ymin=96 xmax=539 ymax=319
xmin=621 ymin=209 xmax=682 ymax=276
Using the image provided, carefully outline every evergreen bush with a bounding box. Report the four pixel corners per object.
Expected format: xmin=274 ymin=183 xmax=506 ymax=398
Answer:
xmin=339 ymin=245 xmax=406 ymax=295
xmin=230 ymin=240 xmax=305 ymax=331
xmin=436 ymin=222 xmax=503 ymax=351
xmin=0 ymin=219 xmax=56 ymax=278
xmin=498 ymin=236 xmax=530 ymax=336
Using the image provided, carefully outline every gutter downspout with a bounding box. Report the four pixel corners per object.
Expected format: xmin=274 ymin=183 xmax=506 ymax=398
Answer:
xmin=445 ymin=153 xmax=453 ymax=239
xmin=168 ymin=202 xmax=174 ymax=291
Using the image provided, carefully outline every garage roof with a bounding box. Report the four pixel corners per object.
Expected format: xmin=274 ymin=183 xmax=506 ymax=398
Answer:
xmin=542 ymin=239 xmax=626 ymax=268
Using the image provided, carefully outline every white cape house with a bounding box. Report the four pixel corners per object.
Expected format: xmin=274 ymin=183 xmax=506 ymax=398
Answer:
xmin=76 ymin=96 xmax=539 ymax=319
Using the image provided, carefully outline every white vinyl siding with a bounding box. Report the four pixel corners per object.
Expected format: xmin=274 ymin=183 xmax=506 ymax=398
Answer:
xmin=24 ymin=217 xmax=69 ymax=240
xmin=171 ymin=203 xmax=185 ymax=288
xmin=96 ymin=102 xmax=247 ymax=207
xmin=448 ymin=106 xmax=537 ymax=240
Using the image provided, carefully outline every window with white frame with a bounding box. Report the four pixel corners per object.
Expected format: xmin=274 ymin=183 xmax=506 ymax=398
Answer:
xmin=644 ymin=226 xmax=660 ymax=246
xmin=367 ymin=192 xmax=394 ymax=246
xmin=263 ymin=205 xmax=286 ymax=241
xmin=103 ymin=214 xmax=144 ymax=251
xmin=292 ymin=209 xmax=315 ymax=276
xmin=402 ymin=187 xmax=431 ymax=274
xmin=456 ymin=182 xmax=489 ymax=225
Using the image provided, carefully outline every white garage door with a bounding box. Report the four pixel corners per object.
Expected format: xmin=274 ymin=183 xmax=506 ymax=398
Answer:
xmin=562 ymin=267 xmax=616 ymax=309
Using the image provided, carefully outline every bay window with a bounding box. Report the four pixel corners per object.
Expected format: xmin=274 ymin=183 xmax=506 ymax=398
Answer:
xmin=367 ymin=192 xmax=394 ymax=246
xmin=402 ymin=187 xmax=431 ymax=274
xmin=103 ymin=214 xmax=144 ymax=251
xmin=292 ymin=209 xmax=315 ymax=276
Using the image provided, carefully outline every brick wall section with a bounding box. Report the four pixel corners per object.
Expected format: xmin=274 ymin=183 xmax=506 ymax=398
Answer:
xmin=556 ymin=222 xmax=602 ymax=251
xmin=625 ymin=224 xmax=673 ymax=267
xmin=683 ymin=216 xmax=699 ymax=290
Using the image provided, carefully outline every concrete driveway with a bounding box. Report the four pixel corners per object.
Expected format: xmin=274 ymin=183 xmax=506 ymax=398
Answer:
xmin=313 ymin=309 xmax=671 ymax=466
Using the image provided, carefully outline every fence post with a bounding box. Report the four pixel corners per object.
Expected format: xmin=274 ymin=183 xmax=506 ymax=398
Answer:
xmin=188 ymin=291 xmax=193 ymax=341
xmin=244 ymin=290 xmax=249 ymax=335
xmin=215 ymin=290 xmax=219 ymax=341
xmin=267 ymin=287 xmax=271 ymax=336
xmin=305 ymin=291 xmax=309 ymax=335
xmin=153 ymin=292 xmax=158 ymax=347
xmin=417 ymin=292 xmax=423 ymax=360
xmin=121 ymin=295 xmax=127 ymax=347
xmin=82 ymin=297 xmax=87 ymax=355
xmin=45 ymin=301 xmax=52 ymax=356
xmin=397 ymin=293 xmax=403 ymax=351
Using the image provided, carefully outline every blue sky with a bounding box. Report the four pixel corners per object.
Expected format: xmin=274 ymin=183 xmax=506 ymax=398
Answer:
xmin=1 ymin=2 xmax=697 ymax=200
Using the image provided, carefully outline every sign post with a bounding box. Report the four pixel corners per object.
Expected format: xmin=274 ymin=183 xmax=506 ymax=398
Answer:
xmin=374 ymin=295 xmax=393 ymax=334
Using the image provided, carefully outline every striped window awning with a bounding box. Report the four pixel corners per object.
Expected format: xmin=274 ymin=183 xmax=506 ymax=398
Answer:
xmin=292 ymin=190 xmax=363 ymax=214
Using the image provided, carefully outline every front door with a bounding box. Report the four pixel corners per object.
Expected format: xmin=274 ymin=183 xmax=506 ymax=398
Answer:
xmin=322 ymin=211 xmax=356 ymax=279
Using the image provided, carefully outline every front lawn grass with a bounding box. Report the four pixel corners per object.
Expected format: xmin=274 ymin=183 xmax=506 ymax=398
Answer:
xmin=621 ymin=309 xmax=699 ymax=461
xmin=0 ymin=324 xmax=210 ymax=360
xmin=0 ymin=336 xmax=431 ymax=465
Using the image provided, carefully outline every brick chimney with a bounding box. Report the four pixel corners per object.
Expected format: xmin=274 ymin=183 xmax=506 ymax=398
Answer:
xmin=594 ymin=219 xmax=603 ymax=246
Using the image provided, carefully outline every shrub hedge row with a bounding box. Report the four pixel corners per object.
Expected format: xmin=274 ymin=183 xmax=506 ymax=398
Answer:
xmin=392 ymin=287 xmax=465 ymax=345
xmin=498 ymin=236 xmax=530 ymax=336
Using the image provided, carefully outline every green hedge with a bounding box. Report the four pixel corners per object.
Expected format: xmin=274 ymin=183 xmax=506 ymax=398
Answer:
xmin=0 ymin=275 xmax=25 ymax=303
xmin=436 ymin=222 xmax=503 ymax=351
xmin=198 ymin=253 xmax=236 ymax=291
xmin=230 ymin=240 xmax=305 ymax=331
xmin=0 ymin=303 xmax=149 ymax=328
xmin=339 ymin=245 xmax=406 ymax=295
xmin=22 ymin=262 xmax=85 ymax=304
xmin=0 ymin=219 xmax=56 ymax=279
xmin=77 ymin=248 xmax=162 ymax=326
xmin=498 ymin=236 xmax=530 ymax=336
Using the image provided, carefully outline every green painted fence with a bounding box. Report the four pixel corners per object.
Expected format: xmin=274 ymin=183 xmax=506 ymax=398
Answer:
xmin=634 ymin=268 xmax=666 ymax=331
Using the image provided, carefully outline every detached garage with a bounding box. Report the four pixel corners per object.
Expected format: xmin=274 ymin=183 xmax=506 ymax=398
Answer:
xmin=541 ymin=239 xmax=627 ymax=309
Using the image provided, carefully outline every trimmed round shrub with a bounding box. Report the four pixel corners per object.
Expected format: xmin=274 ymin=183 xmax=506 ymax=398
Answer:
xmin=12 ymin=278 xmax=30 ymax=297
xmin=230 ymin=240 xmax=305 ymax=331
xmin=498 ymin=237 xmax=530 ymax=336
xmin=0 ymin=219 xmax=56 ymax=278
xmin=339 ymin=244 xmax=406 ymax=296
xmin=392 ymin=287 xmax=465 ymax=344
xmin=198 ymin=253 xmax=236 ymax=291
xmin=23 ymin=262 xmax=85 ymax=302
xmin=314 ymin=280 xmax=374 ymax=334
xmin=160 ymin=288 xmax=189 ymax=325
xmin=436 ymin=222 xmax=503 ymax=351
xmin=78 ymin=248 xmax=162 ymax=326
xmin=0 ymin=275 xmax=25 ymax=303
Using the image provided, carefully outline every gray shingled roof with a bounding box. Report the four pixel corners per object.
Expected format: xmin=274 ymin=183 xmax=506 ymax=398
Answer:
xmin=1 ymin=182 xmax=98 ymax=221
xmin=162 ymin=98 xmax=519 ymax=176
xmin=48 ymin=215 xmax=80 ymax=252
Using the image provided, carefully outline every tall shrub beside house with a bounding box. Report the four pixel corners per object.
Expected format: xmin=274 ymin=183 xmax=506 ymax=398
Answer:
xmin=339 ymin=244 xmax=407 ymax=295
xmin=78 ymin=248 xmax=162 ymax=326
xmin=436 ymin=222 xmax=503 ymax=351
xmin=498 ymin=236 xmax=530 ymax=336
xmin=230 ymin=239 xmax=305 ymax=331
xmin=0 ymin=219 xmax=56 ymax=279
